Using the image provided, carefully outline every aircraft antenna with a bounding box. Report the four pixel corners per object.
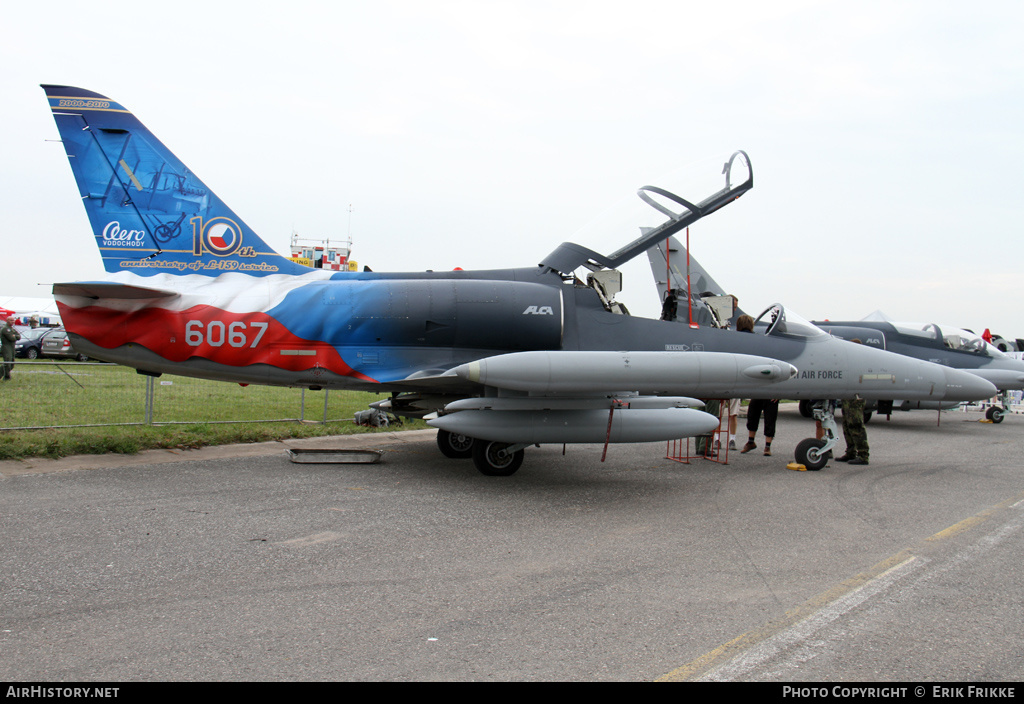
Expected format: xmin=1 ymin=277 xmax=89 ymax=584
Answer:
xmin=345 ymin=204 xmax=355 ymax=257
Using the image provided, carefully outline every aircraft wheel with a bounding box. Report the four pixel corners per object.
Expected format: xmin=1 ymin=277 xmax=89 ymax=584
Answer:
xmin=794 ymin=438 xmax=829 ymax=471
xmin=436 ymin=429 xmax=474 ymax=459
xmin=863 ymin=411 xmax=872 ymax=423
xmin=986 ymin=406 xmax=1005 ymax=424
xmin=798 ymin=400 xmax=815 ymax=419
xmin=472 ymin=440 xmax=524 ymax=476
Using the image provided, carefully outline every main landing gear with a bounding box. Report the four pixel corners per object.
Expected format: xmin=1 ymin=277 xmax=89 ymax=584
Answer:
xmin=793 ymin=401 xmax=839 ymax=471
xmin=436 ymin=429 xmax=474 ymax=459
xmin=436 ymin=430 xmax=527 ymax=476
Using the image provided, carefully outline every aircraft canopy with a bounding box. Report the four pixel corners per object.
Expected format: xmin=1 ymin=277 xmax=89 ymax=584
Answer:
xmin=540 ymin=150 xmax=752 ymax=275
xmin=755 ymin=304 xmax=829 ymax=340
xmin=890 ymin=321 xmax=1009 ymax=358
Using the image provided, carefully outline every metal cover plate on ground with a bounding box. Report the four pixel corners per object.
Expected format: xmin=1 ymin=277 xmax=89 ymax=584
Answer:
xmin=287 ymin=448 xmax=384 ymax=464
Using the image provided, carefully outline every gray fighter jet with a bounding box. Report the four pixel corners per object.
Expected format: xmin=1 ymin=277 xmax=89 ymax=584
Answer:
xmin=44 ymin=86 xmax=995 ymax=475
xmin=812 ymin=312 xmax=1024 ymax=423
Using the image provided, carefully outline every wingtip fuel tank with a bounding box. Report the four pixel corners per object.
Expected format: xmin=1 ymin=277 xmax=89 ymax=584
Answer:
xmin=453 ymin=350 xmax=797 ymax=396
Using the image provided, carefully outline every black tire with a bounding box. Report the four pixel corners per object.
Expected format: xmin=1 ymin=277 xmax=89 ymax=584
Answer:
xmin=436 ymin=429 xmax=474 ymax=459
xmin=863 ymin=411 xmax=872 ymax=423
xmin=26 ymin=348 xmax=39 ymax=360
xmin=794 ymin=438 xmax=829 ymax=471
xmin=75 ymin=353 xmax=89 ymax=362
xmin=798 ymin=400 xmax=814 ymax=418
xmin=986 ymin=406 xmax=1005 ymax=424
xmin=471 ymin=440 xmax=524 ymax=476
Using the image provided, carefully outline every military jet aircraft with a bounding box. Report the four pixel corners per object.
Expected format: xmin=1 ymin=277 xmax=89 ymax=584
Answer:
xmin=43 ymin=85 xmax=995 ymax=475
xmin=648 ymin=236 xmax=1021 ymax=423
xmin=811 ymin=312 xmax=1024 ymax=423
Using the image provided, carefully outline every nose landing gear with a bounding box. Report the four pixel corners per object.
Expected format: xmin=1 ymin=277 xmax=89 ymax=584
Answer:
xmin=793 ymin=401 xmax=838 ymax=471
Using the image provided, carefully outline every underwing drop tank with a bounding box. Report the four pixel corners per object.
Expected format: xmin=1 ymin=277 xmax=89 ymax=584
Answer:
xmin=428 ymin=407 xmax=721 ymax=445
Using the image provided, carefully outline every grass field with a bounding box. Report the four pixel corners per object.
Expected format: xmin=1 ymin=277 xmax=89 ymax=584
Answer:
xmin=0 ymin=361 xmax=423 ymax=460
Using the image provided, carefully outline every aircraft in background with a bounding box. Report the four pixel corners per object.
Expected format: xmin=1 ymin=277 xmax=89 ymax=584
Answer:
xmin=989 ymin=333 xmax=1024 ymax=353
xmin=43 ymin=85 xmax=995 ymax=475
xmin=647 ymin=236 xmax=1022 ymax=424
xmin=812 ymin=312 xmax=1024 ymax=423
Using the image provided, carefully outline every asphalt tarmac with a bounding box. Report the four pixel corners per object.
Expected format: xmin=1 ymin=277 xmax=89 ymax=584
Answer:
xmin=2 ymin=406 xmax=1023 ymax=682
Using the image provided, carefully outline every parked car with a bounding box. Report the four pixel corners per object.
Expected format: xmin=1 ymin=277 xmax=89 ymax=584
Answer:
xmin=40 ymin=328 xmax=89 ymax=361
xmin=15 ymin=327 xmax=62 ymax=359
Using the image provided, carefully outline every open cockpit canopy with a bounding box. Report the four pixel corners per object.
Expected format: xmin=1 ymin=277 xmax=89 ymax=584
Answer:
xmin=540 ymin=151 xmax=752 ymax=276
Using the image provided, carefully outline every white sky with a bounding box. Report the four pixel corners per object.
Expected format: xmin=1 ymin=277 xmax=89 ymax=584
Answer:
xmin=2 ymin=0 xmax=1022 ymax=336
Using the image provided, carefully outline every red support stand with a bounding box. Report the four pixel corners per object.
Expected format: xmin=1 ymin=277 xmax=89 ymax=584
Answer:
xmin=665 ymin=400 xmax=729 ymax=465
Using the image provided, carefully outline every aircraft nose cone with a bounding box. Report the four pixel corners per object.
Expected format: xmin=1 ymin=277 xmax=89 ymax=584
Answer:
xmin=942 ymin=367 xmax=997 ymax=402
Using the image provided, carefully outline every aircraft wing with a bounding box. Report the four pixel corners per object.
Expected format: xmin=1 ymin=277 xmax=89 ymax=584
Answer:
xmin=426 ymin=349 xmax=796 ymax=445
xmin=386 ymin=368 xmax=475 ymax=393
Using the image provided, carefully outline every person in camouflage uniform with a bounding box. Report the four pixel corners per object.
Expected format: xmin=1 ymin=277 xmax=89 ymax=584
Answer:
xmin=695 ymin=398 xmax=721 ymax=456
xmin=1 ymin=316 xmax=21 ymax=381
xmin=836 ymin=339 xmax=869 ymax=465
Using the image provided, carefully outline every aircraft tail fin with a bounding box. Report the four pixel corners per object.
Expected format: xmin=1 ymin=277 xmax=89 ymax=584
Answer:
xmin=647 ymin=235 xmax=746 ymax=327
xmin=42 ymin=85 xmax=309 ymax=278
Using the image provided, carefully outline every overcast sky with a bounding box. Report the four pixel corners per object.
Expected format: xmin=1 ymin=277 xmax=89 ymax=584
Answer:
xmin=3 ymin=0 xmax=1022 ymax=335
